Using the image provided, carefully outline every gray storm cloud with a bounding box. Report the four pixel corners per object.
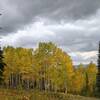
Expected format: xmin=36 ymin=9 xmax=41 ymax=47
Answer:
xmin=0 ymin=0 xmax=100 ymax=35
xmin=0 ymin=0 xmax=100 ymax=64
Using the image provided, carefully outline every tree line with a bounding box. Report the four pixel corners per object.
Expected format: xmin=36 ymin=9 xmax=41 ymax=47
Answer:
xmin=0 ymin=42 xmax=98 ymax=96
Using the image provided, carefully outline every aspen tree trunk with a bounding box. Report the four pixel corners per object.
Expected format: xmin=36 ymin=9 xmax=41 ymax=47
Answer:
xmin=19 ymin=74 xmax=22 ymax=86
xmin=34 ymin=80 xmax=37 ymax=89
xmin=11 ymin=73 xmax=13 ymax=88
xmin=41 ymin=77 xmax=45 ymax=90
xmin=28 ymin=80 xmax=30 ymax=89
xmin=16 ymin=73 xmax=18 ymax=88
xmin=8 ymin=78 xmax=10 ymax=88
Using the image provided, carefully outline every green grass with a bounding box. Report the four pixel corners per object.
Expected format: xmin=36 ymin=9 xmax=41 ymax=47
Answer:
xmin=0 ymin=89 xmax=99 ymax=100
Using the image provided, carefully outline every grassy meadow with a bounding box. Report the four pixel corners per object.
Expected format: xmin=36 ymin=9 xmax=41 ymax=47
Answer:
xmin=0 ymin=89 xmax=99 ymax=100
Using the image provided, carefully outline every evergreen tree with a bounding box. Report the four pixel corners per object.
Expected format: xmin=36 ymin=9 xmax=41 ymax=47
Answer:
xmin=0 ymin=47 xmax=5 ymax=84
xmin=96 ymin=42 xmax=100 ymax=93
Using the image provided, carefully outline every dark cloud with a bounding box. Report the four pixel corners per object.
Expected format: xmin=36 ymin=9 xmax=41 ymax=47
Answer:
xmin=0 ymin=0 xmax=100 ymax=35
xmin=0 ymin=0 xmax=100 ymax=64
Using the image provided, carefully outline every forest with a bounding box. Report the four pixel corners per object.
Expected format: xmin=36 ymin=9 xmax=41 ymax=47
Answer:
xmin=0 ymin=42 xmax=99 ymax=98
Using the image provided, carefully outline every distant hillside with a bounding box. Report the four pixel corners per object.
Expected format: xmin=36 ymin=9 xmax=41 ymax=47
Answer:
xmin=74 ymin=64 xmax=88 ymax=68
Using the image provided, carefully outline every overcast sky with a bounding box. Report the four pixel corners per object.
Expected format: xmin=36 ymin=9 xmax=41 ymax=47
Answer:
xmin=0 ymin=0 xmax=100 ymax=65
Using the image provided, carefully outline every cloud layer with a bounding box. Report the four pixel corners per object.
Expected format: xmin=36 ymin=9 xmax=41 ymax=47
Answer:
xmin=0 ymin=0 xmax=100 ymax=34
xmin=0 ymin=0 xmax=100 ymax=64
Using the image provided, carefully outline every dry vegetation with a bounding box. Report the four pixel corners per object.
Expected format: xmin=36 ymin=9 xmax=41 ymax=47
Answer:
xmin=0 ymin=89 xmax=99 ymax=100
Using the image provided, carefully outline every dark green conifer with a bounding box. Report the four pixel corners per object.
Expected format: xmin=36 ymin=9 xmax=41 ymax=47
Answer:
xmin=0 ymin=47 xmax=5 ymax=84
xmin=96 ymin=42 xmax=100 ymax=94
